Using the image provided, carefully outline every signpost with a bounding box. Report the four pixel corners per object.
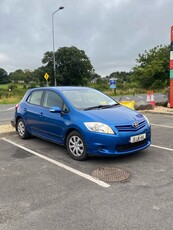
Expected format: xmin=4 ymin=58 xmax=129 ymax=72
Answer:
xmin=109 ymin=78 xmax=116 ymax=95
xmin=44 ymin=73 xmax=49 ymax=86
xmin=109 ymin=79 xmax=116 ymax=89
xmin=170 ymin=26 xmax=173 ymax=107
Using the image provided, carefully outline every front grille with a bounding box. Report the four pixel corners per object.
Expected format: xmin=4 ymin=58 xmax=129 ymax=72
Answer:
xmin=117 ymin=140 xmax=147 ymax=152
xmin=115 ymin=120 xmax=146 ymax=132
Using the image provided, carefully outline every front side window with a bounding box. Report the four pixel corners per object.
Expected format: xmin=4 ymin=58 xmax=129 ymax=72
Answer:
xmin=43 ymin=90 xmax=63 ymax=108
xmin=27 ymin=90 xmax=43 ymax=105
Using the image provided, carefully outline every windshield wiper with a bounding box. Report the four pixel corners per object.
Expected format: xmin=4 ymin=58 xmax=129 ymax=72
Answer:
xmin=84 ymin=104 xmax=118 ymax=111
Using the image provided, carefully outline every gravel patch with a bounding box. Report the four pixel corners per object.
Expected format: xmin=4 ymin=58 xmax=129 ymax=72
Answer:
xmin=140 ymin=106 xmax=173 ymax=115
xmin=0 ymin=124 xmax=15 ymax=134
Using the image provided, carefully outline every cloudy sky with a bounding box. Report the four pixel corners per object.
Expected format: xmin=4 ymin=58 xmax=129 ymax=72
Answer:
xmin=0 ymin=0 xmax=173 ymax=77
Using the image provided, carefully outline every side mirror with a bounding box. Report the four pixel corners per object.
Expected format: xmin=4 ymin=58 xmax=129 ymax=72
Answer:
xmin=49 ymin=106 xmax=61 ymax=113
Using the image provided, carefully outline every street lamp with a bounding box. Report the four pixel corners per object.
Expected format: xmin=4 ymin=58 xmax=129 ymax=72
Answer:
xmin=52 ymin=6 xmax=64 ymax=86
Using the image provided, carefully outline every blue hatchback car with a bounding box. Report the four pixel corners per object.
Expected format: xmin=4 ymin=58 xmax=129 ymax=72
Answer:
xmin=12 ymin=86 xmax=151 ymax=160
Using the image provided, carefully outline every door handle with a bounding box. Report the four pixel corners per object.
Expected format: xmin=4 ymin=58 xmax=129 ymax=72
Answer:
xmin=40 ymin=112 xmax=44 ymax=117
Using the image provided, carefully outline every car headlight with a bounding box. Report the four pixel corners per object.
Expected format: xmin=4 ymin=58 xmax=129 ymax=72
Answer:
xmin=84 ymin=122 xmax=114 ymax=134
xmin=143 ymin=115 xmax=150 ymax=126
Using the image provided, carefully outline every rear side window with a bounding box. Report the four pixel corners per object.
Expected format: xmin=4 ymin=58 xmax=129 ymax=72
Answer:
xmin=43 ymin=90 xmax=63 ymax=108
xmin=27 ymin=90 xmax=43 ymax=105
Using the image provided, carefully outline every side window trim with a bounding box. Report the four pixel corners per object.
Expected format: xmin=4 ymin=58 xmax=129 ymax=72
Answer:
xmin=27 ymin=90 xmax=44 ymax=106
xmin=41 ymin=90 xmax=46 ymax=106
xmin=42 ymin=90 xmax=63 ymax=109
xmin=62 ymin=101 xmax=70 ymax=113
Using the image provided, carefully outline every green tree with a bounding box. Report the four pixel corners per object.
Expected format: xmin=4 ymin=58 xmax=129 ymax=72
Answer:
xmin=109 ymin=71 xmax=131 ymax=82
xmin=9 ymin=69 xmax=25 ymax=83
xmin=131 ymin=45 xmax=170 ymax=89
xmin=23 ymin=69 xmax=34 ymax=84
xmin=32 ymin=66 xmax=48 ymax=86
xmin=42 ymin=51 xmax=54 ymax=85
xmin=42 ymin=46 xmax=93 ymax=86
xmin=0 ymin=68 xmax=8 ymax=84
xmin=9 ymin=69 xmax=38 ymax=85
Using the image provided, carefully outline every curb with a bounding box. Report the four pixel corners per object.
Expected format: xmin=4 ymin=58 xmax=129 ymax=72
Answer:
xmin=140 ymin=111 xmax=173 ymax=116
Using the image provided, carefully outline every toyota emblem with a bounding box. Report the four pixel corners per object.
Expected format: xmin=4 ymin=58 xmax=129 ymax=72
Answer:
xmin=132 ymin=122 xmax=139 ymax=128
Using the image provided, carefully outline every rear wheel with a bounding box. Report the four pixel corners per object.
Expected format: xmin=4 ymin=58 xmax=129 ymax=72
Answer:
xmin=17 ymin=118 xmax=30 ymax=139
xmin=66 ymin=131 xmax=87 ymax=160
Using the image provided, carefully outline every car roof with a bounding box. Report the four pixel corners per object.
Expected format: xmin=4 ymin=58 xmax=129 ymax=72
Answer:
xmin=31 ymin=86 xmax=92 ymax=91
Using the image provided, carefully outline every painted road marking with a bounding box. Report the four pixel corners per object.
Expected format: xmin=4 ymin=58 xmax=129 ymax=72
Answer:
xmin=151 ymin=144 xmax=173 ymax=152
xmin=2 ymin=138 xmax=110 ymax=188
xmin=0 ymin=106 xmax=15 ymax=112
xmin=151 ymin=123 xmax=173 ymax=129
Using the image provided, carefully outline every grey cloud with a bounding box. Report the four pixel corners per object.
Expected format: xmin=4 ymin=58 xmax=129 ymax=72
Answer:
xmin=0 ymin=0 xmax=172 ymax=76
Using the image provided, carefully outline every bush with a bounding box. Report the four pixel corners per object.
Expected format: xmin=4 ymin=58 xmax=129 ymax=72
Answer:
xmin=88 ymin=83 xmax=109 ymax=92
xmin=8 ymin=84 xmax=18 ymax=91
xmin=28 ymin=83 xmax=37 ymax=89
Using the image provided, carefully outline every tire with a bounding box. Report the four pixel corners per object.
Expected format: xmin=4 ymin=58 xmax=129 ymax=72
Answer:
xmin=66 ymin=131 xmax=87 ymax=160
xmin=17 ymin=118 xmax=30 ymax=139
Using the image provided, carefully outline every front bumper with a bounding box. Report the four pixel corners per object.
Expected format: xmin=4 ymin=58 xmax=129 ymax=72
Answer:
xmin=85 ymin=127 xmax=151 ymax=156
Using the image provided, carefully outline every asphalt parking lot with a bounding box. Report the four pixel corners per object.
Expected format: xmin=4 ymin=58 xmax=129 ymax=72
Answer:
xmin=0 ymin=104 xmax=15 ymax=125
xmin=0 ymin=113 xmax=173 ymax=230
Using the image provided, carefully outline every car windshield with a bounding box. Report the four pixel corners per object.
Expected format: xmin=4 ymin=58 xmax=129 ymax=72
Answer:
xmin=62 ymin=89 xmax=118 ymax=110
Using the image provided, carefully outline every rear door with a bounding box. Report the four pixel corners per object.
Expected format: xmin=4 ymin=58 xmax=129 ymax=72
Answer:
xmin=40 ymin=90 xmax=70 ymax=144
xmin=23 ymin=89 xmax=44 ymax=135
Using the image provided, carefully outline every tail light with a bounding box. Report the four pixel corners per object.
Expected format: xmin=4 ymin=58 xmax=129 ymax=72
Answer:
xmin=15 ymin=103 xmax=19 ymax=110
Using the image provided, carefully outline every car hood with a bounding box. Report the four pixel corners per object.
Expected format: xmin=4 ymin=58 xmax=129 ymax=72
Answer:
xmin=80 ymin=105 xmax=144 ymax=125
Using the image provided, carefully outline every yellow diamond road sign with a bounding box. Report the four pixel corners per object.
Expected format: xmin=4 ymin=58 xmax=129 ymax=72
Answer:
xmin=44 ymin=73 xmax=49 ymax=81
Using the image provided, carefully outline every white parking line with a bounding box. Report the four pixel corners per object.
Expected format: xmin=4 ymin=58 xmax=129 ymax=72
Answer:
xmin=151 ymin=144 xmax=173 ymax=152
xmin=151 ymin=123 xmax=173 ymax=129
xmin=2 ymin=137 xmax=110 ymax=188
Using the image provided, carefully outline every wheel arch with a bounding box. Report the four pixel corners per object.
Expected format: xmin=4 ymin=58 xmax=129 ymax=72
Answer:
xmin=16 ymin=116 xmax=22 ymax=130
xmin=65 ymin=129 xmax=88 ymax=160
xmin=64 ymin=126 xmax=87 ymax=146
xmin=64 ymin=128 xmax=78 ymax=147
xmin=16 ymin=115 xmax=22 ymax=123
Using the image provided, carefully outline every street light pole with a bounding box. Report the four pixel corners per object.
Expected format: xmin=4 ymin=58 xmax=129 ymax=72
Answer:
xmin=52 ymin=6 xmax=64 ymax=86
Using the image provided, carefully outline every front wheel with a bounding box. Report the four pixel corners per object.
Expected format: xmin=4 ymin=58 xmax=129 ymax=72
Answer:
xmin=17 ymin=118 xmax=30 ymax=139
xmin=66 ymin=131 xmax=87 ymax=160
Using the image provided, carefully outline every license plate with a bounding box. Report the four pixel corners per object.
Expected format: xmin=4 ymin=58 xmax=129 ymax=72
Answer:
xmin=130 ymin=133 xmax=146 ymax=143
